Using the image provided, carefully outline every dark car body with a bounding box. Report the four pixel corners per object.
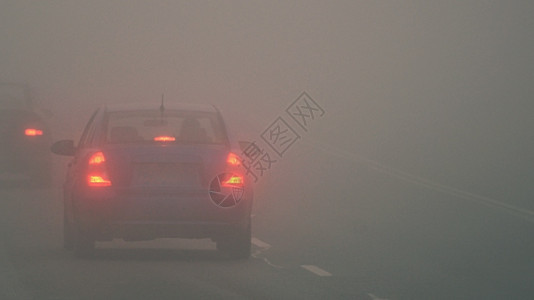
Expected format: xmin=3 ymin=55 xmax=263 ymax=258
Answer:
xmin=0 ymin=83 xmax=52 ymax=184
xmin=52 ymin=102 xmax=253 ymax=258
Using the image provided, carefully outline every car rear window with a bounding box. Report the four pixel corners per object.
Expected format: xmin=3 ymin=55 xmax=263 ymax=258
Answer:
xmin=105 ymin=110 xmax=227 ymax=145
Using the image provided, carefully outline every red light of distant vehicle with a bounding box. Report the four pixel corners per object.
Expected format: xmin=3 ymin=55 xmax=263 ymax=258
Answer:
xmin=154 ymin=136 xmax=176 ymax=142
xmin=222 ymin=174 xmax=244 ymax=187
xmin=227 ymin=152 xmax=241 ymax=166
xmin=25 ymin=128 xmax=43 ymax=136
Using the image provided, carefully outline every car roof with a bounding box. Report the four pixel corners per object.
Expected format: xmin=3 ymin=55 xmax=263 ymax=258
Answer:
xmin=103 ymin=102 xmax=218 ymax=113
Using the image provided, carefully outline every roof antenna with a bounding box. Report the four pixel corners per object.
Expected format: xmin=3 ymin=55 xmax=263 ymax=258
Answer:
xmin=159 ymin=94 xmax=165 ymax=114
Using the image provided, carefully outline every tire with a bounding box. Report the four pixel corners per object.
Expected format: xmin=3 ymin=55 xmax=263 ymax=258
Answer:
xmin=63 ymin=209 xmax=74 ymax=250
xmin=216 ymin=220 xmax=251 ymax=259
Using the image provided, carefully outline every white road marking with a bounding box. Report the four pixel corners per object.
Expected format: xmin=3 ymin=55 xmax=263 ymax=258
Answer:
xmin=254 ymin=256 xmax=285 ymax=269
xmin=303 ymin=138 xmax=534 ymax=222
xmin=251 ymin=237 xmax=271 ymax=249
xmin=250 ymin=237 xmax=284 ymax=269
xmin=301 ymin=265 xmax=332 ymax=277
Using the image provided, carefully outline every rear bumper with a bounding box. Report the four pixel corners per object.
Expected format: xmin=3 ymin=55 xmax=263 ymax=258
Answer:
xmin=98 ymin=221 xmax=249 ymax=241
xmin=71 ymin=187 xmax=253 ymax=241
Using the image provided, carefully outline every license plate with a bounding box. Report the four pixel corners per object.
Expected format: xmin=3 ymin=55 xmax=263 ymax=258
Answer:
xmin=132 ymin=163 xmax=200 ymax=187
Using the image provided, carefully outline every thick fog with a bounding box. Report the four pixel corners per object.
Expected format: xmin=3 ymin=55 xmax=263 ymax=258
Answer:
xmin=1 ymin=1 xmax=533 ymax=297
xmin=2 ymin=1 xmax=532 ymax=206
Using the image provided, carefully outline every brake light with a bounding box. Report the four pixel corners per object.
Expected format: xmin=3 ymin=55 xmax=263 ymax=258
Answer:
xmin=87 ymin=151 xmax=111 ymax=187
xmin=87 ymin=175 xmax=112 ymax=187
xmin=88 ymin=151 xmax=106 ymax=164
xmin=25 ymin=128 xmax=43 ymax=136
xmin=227 ymin=152 xmax=241 ymax=166
xmin=222 ymin=174 xmax=244 ymax=187
xmin=154 ymin=136 xmax=176 ymax=142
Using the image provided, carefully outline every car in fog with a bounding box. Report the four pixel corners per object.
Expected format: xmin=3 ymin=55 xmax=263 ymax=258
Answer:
xmin=0 ymin=83 xmax=52 ymax=186
xmin=51 ymin=102 xmax=253 ymax=258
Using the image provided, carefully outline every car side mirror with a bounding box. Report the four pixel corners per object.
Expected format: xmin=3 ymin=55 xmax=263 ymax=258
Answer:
xmin=51 ymin=140 xmax=76 ymax=156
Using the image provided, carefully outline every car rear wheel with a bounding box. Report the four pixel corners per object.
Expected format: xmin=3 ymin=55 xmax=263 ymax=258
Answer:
xmin=216 ymin=220 xmax=251 ymax=259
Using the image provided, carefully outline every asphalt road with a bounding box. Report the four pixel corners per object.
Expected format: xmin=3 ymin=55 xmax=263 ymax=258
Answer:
xmin=0 ymin=154 xmax=533 ymax=300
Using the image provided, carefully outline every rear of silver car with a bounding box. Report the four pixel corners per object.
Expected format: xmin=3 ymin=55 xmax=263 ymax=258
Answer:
xmin=63 ymin=106 xmax=252 ymax=258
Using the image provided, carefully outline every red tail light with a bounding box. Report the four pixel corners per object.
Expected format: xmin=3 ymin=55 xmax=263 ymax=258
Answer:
xmin=87 ymin=175 xmax=112 ymax=187
xmin=227 ymin=152 xmax=241 ymax=166
xmin=87 ymin=151 xmax=111 ymax=187
xmin=88 ymin=151 xmax=106 ymax=164
xmin=25 ymin=128 xmax=43 ymax=136
xmin=154 ymin=136 xmax=176 ymax=142
xmin=222 ymin=174 xmax=244 ymax=187
xmin=224 ymin=154 xmax=243 ymax=187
